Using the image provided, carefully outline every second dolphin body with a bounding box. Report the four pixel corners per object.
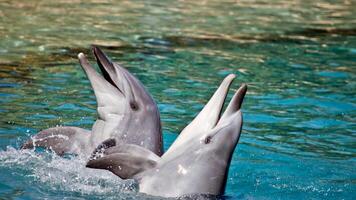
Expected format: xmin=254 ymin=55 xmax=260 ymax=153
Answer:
xmin=87 ymin=74 xmax=247 ymax=197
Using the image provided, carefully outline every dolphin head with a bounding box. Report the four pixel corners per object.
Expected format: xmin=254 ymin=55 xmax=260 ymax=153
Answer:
xmin=196 ymin=82 xmax=246 ymax=157
xmin=163 ymin=74 xmax=247 ymax=163
xmin=151 ymin=75 xmax=247 ymax=196
xmin=78 ymin=47 xmax=162 ymax=155
xmin=164 ymin=74 xmax=245 ymax=155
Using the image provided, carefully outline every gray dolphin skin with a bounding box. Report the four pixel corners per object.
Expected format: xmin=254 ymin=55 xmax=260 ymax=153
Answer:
xmin=22 ymin=47 xmax=163 ymax=156
xmin=86 ymin=74 xmax=247 ymax=197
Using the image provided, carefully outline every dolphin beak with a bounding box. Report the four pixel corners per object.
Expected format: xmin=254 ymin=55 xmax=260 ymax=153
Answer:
xmin=188 ymin=74 xmax=236 ymax=131
xmin=78 ymin=51 xmax=125 ymax=109
xmin=92 ymin=46 xmax=140 ymax=104
xmin=234 ymin=84 xmax=247 ymax=111
xmin=92 ymin=46 xmax=120 ymax=90
xmin=78 ymin=52 xmax=118 ymax=93
xmin=220 ymin=83 xmax=247 ymax=121
xmin=207 ymin=83 xmax=247 ymax=141
xmin=92 ymin=46 xmax=135 ymax=97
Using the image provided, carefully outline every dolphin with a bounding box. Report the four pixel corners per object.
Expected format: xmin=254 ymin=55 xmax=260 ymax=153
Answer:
xmin=22 ymin=47 xmax=163 ymax=156
xmin=86 ymin=74 xmax=247 ymax=197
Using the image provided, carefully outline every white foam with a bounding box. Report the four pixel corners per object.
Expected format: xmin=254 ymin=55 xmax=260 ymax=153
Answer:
xmin=0 ymin=146 xmax=138 ymax=196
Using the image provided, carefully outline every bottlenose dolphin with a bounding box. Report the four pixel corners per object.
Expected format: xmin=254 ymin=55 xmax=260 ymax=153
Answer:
xmin=22 ymin=47 xmax=163 ymax=156
xmin=86 ymin=74 xmax=247 ymax=197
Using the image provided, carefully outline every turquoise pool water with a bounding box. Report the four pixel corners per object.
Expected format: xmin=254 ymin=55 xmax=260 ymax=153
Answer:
xmin=0 ymin=0 xmax=355 ymax=199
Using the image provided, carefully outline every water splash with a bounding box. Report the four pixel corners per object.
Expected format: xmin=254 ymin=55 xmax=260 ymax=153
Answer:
xmin=0 ymin=147 xmax=138 ymax=197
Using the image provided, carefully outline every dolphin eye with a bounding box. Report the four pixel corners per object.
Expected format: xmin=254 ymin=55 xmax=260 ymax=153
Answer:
xmin=204 ymin=136 xmax=211 ymax=144
xmin=130 ymin=102 xmax=139 ymax=111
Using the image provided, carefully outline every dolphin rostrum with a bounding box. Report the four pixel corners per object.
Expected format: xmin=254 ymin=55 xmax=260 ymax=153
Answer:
xmin=22 ymin=47 xmax=163 ymax=156
xmin=86 ymin=74 xmax=247 ymax=197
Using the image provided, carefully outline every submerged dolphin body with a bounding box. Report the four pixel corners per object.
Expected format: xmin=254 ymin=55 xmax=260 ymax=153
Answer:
xmin=22 ymin=47 xmax=163 ymax=156
xmin=86 ymin=74 xmax=247 ymax=197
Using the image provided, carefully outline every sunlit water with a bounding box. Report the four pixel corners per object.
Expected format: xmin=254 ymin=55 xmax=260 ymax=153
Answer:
xmin=0 ymin=0 xmax=355 ymax=199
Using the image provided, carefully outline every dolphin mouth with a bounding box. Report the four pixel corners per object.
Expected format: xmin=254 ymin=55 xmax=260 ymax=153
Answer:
xmin=217 ymin=83 xmax=247 ymax=123
xmin=92 ymin=46 xmax=123 ymax=92
xmin=77 ymin=48 xmax=121 ymax=93
xmin=233 ymin=84 xmax=247 ymax=111
xmin=209 ymin=83 xmax=247 ymax=139
xmin=92 ymin=46 xmax=140 ymax=109
xmin=204 ymin=76 xmax=247 ymax=128
xmin=78 ymin=46 xmax=135 ymax=99
xmin=78 ymin=47 xmax=147 ymax=112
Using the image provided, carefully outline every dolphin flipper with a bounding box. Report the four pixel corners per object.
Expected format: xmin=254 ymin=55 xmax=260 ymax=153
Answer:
xmin=86 ymin=153 xmax=157 ymax=179
xmin=21 ymin=126 xmax=90 ymax=155
xmin=86 ymin=142 xmax=159 ymax=179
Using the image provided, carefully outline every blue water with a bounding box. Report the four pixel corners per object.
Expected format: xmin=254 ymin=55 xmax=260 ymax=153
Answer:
xmin=1 ymin=0 xmax=355 ymax=199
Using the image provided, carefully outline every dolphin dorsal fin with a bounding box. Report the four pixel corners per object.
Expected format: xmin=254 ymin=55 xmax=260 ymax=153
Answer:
xmin=86 ymin=142 xmax=159 ymax=179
